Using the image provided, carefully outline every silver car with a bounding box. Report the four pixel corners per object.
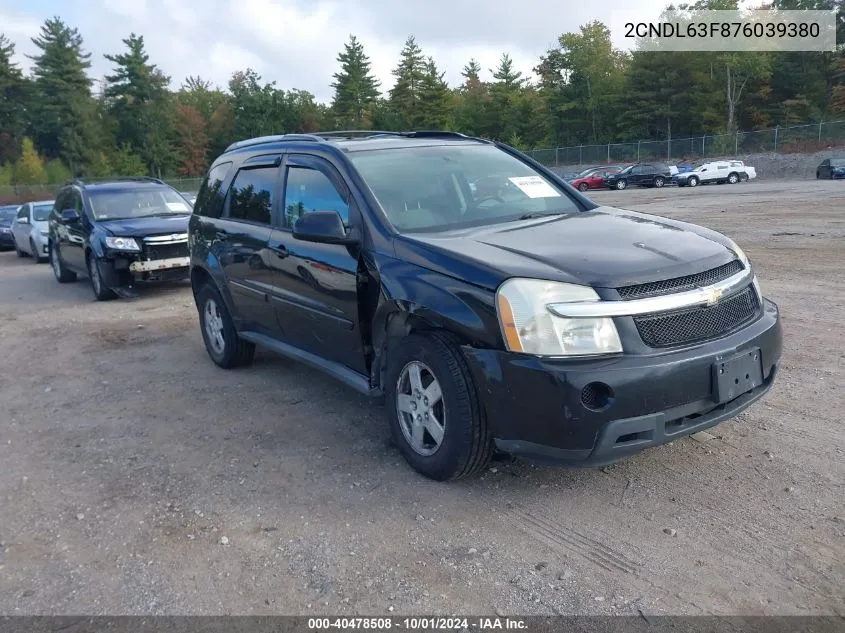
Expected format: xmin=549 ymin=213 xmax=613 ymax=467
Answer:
xmin=12 ymin=199 xmax=54 ymax=262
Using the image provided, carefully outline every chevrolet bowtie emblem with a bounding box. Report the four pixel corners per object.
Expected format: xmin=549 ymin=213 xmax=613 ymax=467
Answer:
xmin=704 ymin=286 xmax=724 ymax=305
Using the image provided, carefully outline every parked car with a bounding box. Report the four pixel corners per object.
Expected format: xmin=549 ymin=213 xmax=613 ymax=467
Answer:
xmin=816 ymin=158 xmax=845 ymax=180
xmin=570 ymin=166 xmax=622 ymax=191
xmin=676 ymin=160 xmax=754 ymax=187
xmin=181 ymin=191 xmax=198 ymax=205
xmin=11 ymin=199 xmax=54 ymax=262
xmin=48 ymin=177 xmax=194 ymax=300
xmin=188 ymin=130 xmax=782 ymax=481
xmin=0 ymin=205 xmax=19 ymax=251
xmin=604 ymin=162 xmax=673 ymax=190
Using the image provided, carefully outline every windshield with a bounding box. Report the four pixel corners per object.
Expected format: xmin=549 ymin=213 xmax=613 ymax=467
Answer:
xmin=831 ymin=159 xmax=845 ymax=167
xmin=0 ymin=206 xmax=18 ymax=221
xmin=348 ymin=144 xmax=580 ymax=233
xmin=87 ymin=187 xmax=192 ymax=220
xmin=33 ymin=203 xmax=54 ymax=221
xmin=618 ymin=166 xmax=633 ymax=175
xmin=575 ymin=167 xmax=598 ymax=178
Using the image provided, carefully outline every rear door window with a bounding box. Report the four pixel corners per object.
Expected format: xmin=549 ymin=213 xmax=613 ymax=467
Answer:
xmin=226 ymin=167 xmax=277 ymax=226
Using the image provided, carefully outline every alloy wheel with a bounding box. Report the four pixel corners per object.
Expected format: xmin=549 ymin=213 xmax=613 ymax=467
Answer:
xmin=395 ymin=360 xmax=445 ymax=457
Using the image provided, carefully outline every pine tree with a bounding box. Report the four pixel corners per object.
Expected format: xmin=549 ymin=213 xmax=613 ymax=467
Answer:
xmin=419 ymin=57 xmax=452 ymax=129
xmin=389 ymin=36 xmax=427 ymax=129
xmin=0 ymin=34 xmax=30 ymax=164
xmin=330 ymin=35 xmax=380 ymax=129
xmin=105 ymin=33 xmax=174 ymax=176
xmin=28 ymin=17 xmax=100 ymax=170
xmin=454 ymin=58 xmax=493 ymax=137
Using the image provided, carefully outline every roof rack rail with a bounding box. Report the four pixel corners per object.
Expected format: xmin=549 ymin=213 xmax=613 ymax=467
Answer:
xmin=65 ymin=176 xmax=165 ymax=186
xmin=224 ymin=133 xmax=327 ymax=153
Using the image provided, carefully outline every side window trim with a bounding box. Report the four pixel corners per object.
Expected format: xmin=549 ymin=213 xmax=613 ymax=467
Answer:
xmin=223 ymin=163 xmax=281 ymax=227
xmin=278 ymin=154 xmax=354 ymax=233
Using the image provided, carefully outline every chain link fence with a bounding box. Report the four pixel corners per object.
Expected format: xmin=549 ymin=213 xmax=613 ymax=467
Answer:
xmin=0 ymin=177 xmax=204 ymax=205
xmin=527 ymin=119 xmax=845 ymax=167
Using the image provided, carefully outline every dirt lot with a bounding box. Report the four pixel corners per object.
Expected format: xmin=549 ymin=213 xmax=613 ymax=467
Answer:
xmin=0 ymin=179 xmax=843 ymax=616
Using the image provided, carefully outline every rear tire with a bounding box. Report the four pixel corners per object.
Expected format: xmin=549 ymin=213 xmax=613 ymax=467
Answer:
xmin=688 ymin=176 xmax=699 ymax=187
xmin=197 ymin=283 xmax=255 ymax=369
xmin=50 ymin=242 xmax=77 ymax=283
xmin=385 ymin=331 xmax=493 ymax=481
xmin=578 ymin=183 xmax=589 ymax=192
xmin=654 ymin=176 xmax=665 ymax=188
xmin=728 ymin=172 xmax=739 ymax=184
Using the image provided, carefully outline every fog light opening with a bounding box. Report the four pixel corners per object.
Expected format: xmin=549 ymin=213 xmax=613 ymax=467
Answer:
xmin=581 ymin=381 xmax=614 ymax=412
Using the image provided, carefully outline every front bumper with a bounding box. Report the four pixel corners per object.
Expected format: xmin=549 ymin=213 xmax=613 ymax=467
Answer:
xmin=0 ymin=230 xmax=14 ymax=248
xmin=461 ymin=298 xmax=782 ymax=467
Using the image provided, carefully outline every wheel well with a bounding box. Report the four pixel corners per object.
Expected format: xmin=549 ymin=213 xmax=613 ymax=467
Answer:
xmin=191 ymin=266 xmax=213 ymax=304
xmin=729 ymin=171 xmax=738 ymax=178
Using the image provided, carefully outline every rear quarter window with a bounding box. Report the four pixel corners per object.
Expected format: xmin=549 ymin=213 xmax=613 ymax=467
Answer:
xmin=195 ymin=161 xmax=233 ymax=219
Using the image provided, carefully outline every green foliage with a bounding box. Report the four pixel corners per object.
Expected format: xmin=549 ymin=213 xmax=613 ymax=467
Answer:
xmin=389 ymin=36 xmax=427 ymax=129
xmin=44 ymin=159 xmax=71 ymax=184
xmin=0 ymin=161 xmax=13 ymax=186
xmin=109 ymin=143 xmax=147 ymax=176
xmin=104 ymin=33 xmax=174 ymax=176
xmin=27 ymin=17 xmax=100 ymax=168
xmin=0 ymin=34 xmax=31 ymax=165
xmin=330 ymin=35 xmax=381 ymax=128
xmin=15 ymin=137 xmax=46 ymax=184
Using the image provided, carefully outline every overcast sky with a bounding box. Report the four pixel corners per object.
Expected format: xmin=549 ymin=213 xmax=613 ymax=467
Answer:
xmin=0 ymin=0 xmax=670 ymax=103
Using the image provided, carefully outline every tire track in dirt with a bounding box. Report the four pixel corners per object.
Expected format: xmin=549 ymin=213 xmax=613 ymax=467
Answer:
xmin=501 ymin=503 xmax=642 ymax=575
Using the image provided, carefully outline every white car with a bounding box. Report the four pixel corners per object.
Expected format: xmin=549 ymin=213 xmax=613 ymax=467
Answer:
xmin=11 ymin=199 xmax=54 ymax=262
xmin=676 ymin=161 xmax=756 ymax=187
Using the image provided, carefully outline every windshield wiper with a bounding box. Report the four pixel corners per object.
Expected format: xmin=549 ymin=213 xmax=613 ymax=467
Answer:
xmin=517 ymin=211 xmax=566 ymax=220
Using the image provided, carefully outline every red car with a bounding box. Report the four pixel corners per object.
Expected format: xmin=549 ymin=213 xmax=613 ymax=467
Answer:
xmin=570 ymin=166 xmax=621 ymax=192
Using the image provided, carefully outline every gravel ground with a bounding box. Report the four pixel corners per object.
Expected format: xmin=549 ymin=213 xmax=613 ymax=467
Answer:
xmin=0 ymin=179 xmax=843 ymax=616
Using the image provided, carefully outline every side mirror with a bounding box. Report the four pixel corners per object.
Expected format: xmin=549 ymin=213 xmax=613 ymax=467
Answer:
xmin=292 ymin=210 xmax=358 ymax=245
xmin=18 ymin=216 xmax=29 ymax=224
xmin=60 ymin=208 xmax=80 ymax=223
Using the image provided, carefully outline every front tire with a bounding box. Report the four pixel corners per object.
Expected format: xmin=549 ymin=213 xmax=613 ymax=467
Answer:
xmin=197 ymin=283 xmax=255 ymax=369
xmin=615 ymin=179 xmax=627 ymax=190
xmin=50 ymin=242 xmax=77 ymax=283
xmin=15 ymin=240 xmax=26 ymax=257
xmin=87 ymin=254 xmax=116 ymax=301
xmin=30 ymin=239 xmax=44 ymax=263
xmin=578 ymin=183 xmax=589 ymax=192
xmin=385 ymin=332 xmax=493 ymax=481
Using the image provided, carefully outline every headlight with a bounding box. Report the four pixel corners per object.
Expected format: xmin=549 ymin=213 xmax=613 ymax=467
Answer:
xmin=104 ymin=236 xmax=140 ymax=251
xmin=40 ymin=230 xmax=49 ymax=236
xmin=725 ymin=237 xmax=750 ymax=270
xmin=496 ymin=278 xmax=623 ymax=356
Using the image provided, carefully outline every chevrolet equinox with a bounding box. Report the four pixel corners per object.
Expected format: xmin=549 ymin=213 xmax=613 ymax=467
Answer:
xmin=187 ymin=130 xmax=782 ymax=481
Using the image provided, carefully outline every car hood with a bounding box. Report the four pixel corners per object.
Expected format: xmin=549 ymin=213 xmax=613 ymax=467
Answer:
xmin=394 ymin=206 xmax=739 ymax=290
xmin=96 ymin=214 xmax=190 ymax=237
xmin=0 ymin=220 xmax=11 ymax=229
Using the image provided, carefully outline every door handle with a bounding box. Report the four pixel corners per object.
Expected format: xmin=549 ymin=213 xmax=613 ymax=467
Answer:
xmin=215 ymin=229 xmax=229 ymax=240
xmin=269 ymin=244 xmax=288 ymax=258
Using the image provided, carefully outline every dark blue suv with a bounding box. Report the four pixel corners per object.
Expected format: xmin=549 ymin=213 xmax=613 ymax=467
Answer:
xmin=48 ymin=178 xmax=193 ymax=300
xmin=188 ymin=131 xmax=782 ymax=481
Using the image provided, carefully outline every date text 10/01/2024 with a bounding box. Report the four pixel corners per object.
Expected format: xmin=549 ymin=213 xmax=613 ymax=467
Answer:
xmin=307 ymin=618 xmax=528 ymax=630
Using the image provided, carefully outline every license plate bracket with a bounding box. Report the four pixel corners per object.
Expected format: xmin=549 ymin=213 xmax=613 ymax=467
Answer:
xmin=713 ymin=348 xmax=763 ymax=404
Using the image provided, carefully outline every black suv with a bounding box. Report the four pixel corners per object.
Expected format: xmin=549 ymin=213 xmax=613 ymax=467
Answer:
xmin=604 ymin=163 xmax=672 ymax=190
xmin=48 ymin=178 xmax=194 ymax=300
xmin=188 ymin=131 xmax=782 ymax=481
